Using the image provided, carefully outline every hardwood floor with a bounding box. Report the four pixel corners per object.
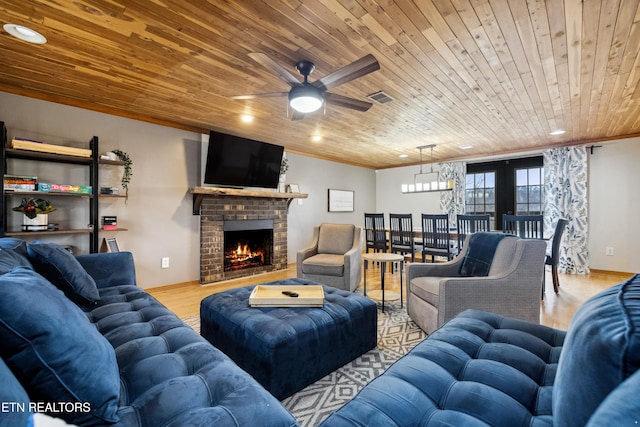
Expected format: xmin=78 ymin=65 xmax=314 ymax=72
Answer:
xmin=148 ymin=264 xmax=633 ymax=332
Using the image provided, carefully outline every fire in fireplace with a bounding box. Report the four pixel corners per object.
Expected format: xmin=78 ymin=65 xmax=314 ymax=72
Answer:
xmin=223 ymin=220 xmax=274 ymax=272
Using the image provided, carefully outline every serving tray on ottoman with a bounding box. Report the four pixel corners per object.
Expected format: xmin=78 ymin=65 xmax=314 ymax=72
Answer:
xmin=249 ymin=284 xmax=324 ymax=307
xmin=200 ymin=278 xmax=377 ymax=400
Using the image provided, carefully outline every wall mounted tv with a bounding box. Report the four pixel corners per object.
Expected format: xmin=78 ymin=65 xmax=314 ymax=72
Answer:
xmin=203 ymin=131 xmax=284 ymax=189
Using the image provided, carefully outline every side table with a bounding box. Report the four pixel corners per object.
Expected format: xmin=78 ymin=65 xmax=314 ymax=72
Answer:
xmin=363 ymin=252 xmax=404 ymax=312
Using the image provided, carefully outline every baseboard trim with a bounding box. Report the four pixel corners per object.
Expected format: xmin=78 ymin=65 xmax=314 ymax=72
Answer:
xmin=589 ymin=269 xmax=635 ymax=277
xmin=146 ymin=280 xmax=200 ymax=292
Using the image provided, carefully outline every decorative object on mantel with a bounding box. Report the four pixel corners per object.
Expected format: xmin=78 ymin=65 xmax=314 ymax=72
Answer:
xmin=111 ymin=149 xmax=132 ymax=202
xmin=401 ymin=144 xmax=454 ymax=193
xmin=278 ymin=156 xmax=289 ymax=192
xmin=13 ymin=198 xmax=56 ymax=231
xmin=280 ymin=157 xmax=289 ymax=176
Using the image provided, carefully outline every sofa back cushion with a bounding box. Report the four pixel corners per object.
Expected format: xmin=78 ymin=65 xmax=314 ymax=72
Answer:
xmin=0 ymin=248 xmax=32 ymax=275
xmin=317 ymin=223 xmax=355 ymax=255
xmin=26 ymin=240 xmax=99 ymax=306
xmin=554 ymin=274 xmax=640 ymax=426
xmin=487 ymin=237 xmax=519 ymax=275
xmin=0 ymin=267 xmax=120 ymax=426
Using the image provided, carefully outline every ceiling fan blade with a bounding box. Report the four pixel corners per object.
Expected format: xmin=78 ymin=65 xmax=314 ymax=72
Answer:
xmin=325 ymin=93 xmax=373 ymax=112
xmin=248 ymin=53 xmax=301 ymax=87
xmin=231 ymin=92 xmax=288 ymax=100
xmin=313 ymin=54 xmax=380 ymax=91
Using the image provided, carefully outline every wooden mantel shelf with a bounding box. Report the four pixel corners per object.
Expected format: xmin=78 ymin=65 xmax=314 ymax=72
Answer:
xmin=191 ymin=186 xmax=308 ymax=214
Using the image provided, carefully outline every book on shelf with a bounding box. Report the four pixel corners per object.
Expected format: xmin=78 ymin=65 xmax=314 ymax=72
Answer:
xmin=38 ymin=183 xmax=92 ymax=194
xmin=10 ymin=137 xmax=92 ymax=158
xmin=102 ymin=216 xmax=117 ymax=230
xmin=3 ymin=174 xmax=37 ymax=191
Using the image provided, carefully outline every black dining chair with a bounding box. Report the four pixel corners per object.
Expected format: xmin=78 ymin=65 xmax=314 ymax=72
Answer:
xmin=364 ymin=213 xmax=387 ymax=254
xmin=421 ymin=214 xmax=453 ymax=262
xmin=456 ymin=214 xmax=491 ymax=253
xmin=502 ymin=214 xmax=544 ymax=239
xmin=389 ymin=213 xmax=421 ymax=263
xmin=545 ymin=218 xmax=568 ymax=294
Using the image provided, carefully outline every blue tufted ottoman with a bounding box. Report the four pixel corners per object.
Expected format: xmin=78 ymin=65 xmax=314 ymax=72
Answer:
xmin=200 ymin=278 xmax=377 ymax=400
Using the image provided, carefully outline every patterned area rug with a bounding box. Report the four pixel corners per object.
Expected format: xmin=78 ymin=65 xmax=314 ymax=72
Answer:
xmin=181 ymin=301 xmax=426 ymax=427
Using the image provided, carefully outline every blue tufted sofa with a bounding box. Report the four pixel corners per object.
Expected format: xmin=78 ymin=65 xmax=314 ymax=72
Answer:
xmin=0 ymin=238 xmax=296 ymax=427
xmin=321 ymin=274 xmax=640 ymax=426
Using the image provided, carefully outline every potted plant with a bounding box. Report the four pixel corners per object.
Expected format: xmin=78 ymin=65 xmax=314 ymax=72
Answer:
xmin=111 ymin=149 xmax=132 ymax=201
xmin=13 ymin=198 xmax=56 ymax=226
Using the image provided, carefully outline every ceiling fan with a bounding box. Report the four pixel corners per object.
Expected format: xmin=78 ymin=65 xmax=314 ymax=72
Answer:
xmin=232 ymin=53 xmax=380 ymax=120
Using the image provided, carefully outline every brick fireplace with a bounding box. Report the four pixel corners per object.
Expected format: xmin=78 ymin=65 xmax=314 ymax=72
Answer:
xmin=193 ymin=187 xmax=306 ymax=284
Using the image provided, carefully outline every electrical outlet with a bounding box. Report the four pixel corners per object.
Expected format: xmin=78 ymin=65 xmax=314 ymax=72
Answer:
xmin=605 ymin=247 xmax=614 ymax=256
xmin=161 ymin=257 xmax=170 ymax=269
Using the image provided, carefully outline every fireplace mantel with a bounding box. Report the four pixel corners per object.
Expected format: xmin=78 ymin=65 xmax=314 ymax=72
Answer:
xmin=191 ymin=186 xmax=308 ymax=215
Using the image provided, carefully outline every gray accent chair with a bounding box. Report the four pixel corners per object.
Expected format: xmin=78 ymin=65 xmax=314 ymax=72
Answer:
xmin=406 ymin=234 xmax=546 ymax=333
xmin=297 ymin=223 xmax=362 ymax=292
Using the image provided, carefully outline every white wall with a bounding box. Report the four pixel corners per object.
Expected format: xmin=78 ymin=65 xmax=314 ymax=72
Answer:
xmin=0 ymin=92 xmax=376 ymax=287
xmin=0 ymin=92 xmax=202 ymax=287
xmin=375 ymin=165 xmax=442 ymax=220
xmin=284 ymin=152 xmax=376 ymax=260
xmin=588 ymin=138 xmax=640 ymax=273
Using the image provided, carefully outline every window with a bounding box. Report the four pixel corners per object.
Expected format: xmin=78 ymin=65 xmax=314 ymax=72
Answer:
xmin=515 ymin=167 xmax=543 ymax=215
xmin=465 ymin=171 xmax=495 ymax=224
xmin=466 ymin=156 xmax=543 ymax=229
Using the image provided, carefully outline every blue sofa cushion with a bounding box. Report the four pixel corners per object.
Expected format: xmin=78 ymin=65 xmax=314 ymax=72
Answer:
xmin=0 ymin=267 xmax=120 ymax=426
xmin=0 ymin=357 xmax=31 ymax=427
xmin=26 ymin=240 xmax=99 ymax=306
xmin=320 ymin=309 xmax=565 ymax=427
xmin=553 ymin=273 xmax=640 ymax=426
xmin=86 ymin=284 xmax=297 ymax=427
xmin=0 ymin=237 xmax=29 ymax=256
xmin=0 ymin=248 xmax=32 ymax=274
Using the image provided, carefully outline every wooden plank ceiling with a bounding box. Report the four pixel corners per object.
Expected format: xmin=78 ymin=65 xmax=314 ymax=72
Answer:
xmin=1 ymin=1 xmax=639 ymax=169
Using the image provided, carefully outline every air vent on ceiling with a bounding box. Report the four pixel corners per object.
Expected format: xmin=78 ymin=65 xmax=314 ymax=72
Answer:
xmin=367 ymin=91 xmax=394 ymax=104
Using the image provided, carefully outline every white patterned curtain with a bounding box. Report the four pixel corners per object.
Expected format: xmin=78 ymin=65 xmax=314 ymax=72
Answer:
xmin=439 ymin=162 xmax=466 ymax=224
xmin=543 ymin=147 xmax=589 ymax=274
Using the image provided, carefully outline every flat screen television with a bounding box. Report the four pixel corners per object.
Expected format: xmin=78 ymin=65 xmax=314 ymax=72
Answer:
xmin=203 ymin=131 xmax=284 ymax=189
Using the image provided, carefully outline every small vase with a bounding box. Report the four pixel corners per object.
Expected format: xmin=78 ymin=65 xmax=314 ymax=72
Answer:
xmin=23 ymin=213 xmax=48 ymax=226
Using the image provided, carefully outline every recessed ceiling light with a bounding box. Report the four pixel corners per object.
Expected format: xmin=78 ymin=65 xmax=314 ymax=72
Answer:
xmin=399 ymin=154 xmax=408 ymax=158
xmin=459 ymin=144 xmax=473 ymax=150
xmin=550 ymin=129 xmax=566 ymax=136
xmin=240 ymin=114 xmax=254 ymax=123
xmin=3 ymin=24 xmax=47 ymax=44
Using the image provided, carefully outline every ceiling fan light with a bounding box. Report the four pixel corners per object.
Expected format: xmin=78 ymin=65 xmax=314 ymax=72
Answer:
xmin=289 ymin=86 xmax=324 ymax=113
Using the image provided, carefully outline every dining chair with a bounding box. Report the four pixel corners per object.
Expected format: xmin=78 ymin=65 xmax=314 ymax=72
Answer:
xmin=421 ymin=214 xmax=453 ymax=262
xmin=545 ymin=218 xmax=568 ymax=294
xmin=364 ymin=213 xmax=388 ymax=254
xmin=502 ymin=214 xmax=544 ymax=239
xmin=456 ymin=214 xmax=491 ymax=253
xmin=389 ymin=214 xmax=421 ymax=263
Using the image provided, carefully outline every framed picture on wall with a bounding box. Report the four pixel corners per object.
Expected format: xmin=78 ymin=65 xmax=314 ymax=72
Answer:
xmin=328 ymin=189 xmax=354 ymax=212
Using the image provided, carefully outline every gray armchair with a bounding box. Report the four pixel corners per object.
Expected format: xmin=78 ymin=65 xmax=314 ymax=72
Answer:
xmin=406 ymin=233 xmax=546 ymax=333
xmin=297 ymin=223 xmax=362 ymax=292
